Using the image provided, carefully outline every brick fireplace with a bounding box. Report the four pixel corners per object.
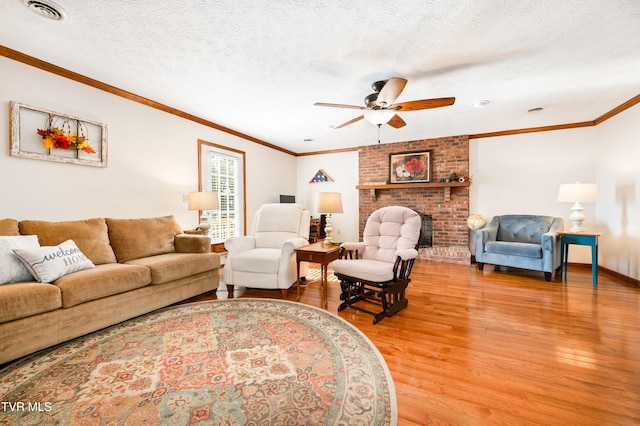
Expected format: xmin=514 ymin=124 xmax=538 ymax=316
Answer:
xmin=358 ymin=135 xmax=471 ymax=264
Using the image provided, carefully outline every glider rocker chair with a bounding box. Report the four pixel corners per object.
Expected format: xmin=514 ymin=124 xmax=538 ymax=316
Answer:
xmin=475 ymin=214 xmax=564 ymax=281
xmin=224 ymin=203 xmax=310 ymax=298
xmin=331 ymin=206 xmax=421 ymax=324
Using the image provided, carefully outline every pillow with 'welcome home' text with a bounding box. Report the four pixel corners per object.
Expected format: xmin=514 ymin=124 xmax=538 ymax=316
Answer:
xmin=13 ymin=239 xmax=95 ymax=283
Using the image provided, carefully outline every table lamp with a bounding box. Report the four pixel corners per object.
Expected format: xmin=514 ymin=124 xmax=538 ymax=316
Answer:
xmin=557 ymin=182 xmax=597 ymax=232
xmin=316 ymin=192 xmax=343 ymax=245
xmin=188 ymin=191 xmax=219 ymax=235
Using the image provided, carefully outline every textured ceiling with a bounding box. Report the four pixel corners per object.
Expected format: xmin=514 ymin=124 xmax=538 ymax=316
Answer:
xmin=1 ymin=0 xmax=640 ymax=154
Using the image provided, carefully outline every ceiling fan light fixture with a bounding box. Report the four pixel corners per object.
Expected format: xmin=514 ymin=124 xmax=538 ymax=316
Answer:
xmin=364 ymin=110 xmax=395 ymax=125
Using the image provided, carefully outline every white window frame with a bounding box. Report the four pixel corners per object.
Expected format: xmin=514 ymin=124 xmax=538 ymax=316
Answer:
xmin=198 ymin=140 xmax=246 ymax=242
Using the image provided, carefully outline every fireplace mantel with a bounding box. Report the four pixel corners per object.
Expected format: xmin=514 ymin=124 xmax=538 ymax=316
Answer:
xmin=357 ymin=181 xmax=470 ymax=201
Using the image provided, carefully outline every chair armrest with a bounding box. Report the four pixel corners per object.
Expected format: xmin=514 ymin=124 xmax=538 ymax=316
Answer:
xmin=341 ymin=242 xmax=365 ymax=251
xmin=224 ymin=236 xmax=256 ymax=254
xmin=475 ymin=217 xmax=499 ymax=260
xmin=541 ymin=218 xmax=564 ymax=271
xmin=339 ymin=242 xmax=365 ymax=259
xmin=542 ymin=217 xmax=564 ymax=251
xmin=395 ymin=248 xmax=418 ymax=261
xmin=174 ymin=234 xmax=211 ymax=253
xmin=282 ymin=237 xmax=310 ymax=257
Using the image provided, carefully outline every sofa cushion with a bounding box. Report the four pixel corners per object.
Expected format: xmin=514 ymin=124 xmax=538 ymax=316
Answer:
xmin=0 ymin=218 xmax=20 ymax=236
xmin=496 ymin=215 xmax=553 ymax=244
xmin=126 ymin=252 xmax=220 ymax=285
xmin=0 ymin=282 xmax=62 ymax=323
xmin=19 ymin=218 xmax=117 ymax=265
xmin=0 ymin=235 xmax=39 ymax=284
xmin=106 ymin=216 xmax=183 ymax=263
xmin=55 ymin=263 xmax=151 ymax=308
xmin=485 ymin=241 xmax=543 ymax=258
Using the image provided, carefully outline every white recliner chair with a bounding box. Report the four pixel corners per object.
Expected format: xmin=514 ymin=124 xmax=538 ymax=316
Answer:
xmin=223 ymin=203 xmax=310 ymax=298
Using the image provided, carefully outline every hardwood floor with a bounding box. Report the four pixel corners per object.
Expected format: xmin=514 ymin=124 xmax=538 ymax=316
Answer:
xmin=186 ymin=262 xmax=640 ymax=425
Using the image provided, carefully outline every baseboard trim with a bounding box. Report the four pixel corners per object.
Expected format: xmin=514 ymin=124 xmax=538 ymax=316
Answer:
xmin=598 ymin=265 xmax=640 ymax=287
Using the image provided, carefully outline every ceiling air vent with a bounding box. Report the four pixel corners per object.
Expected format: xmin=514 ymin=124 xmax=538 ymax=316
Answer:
xmin=22 ymin=0 xmax=67 ymax=21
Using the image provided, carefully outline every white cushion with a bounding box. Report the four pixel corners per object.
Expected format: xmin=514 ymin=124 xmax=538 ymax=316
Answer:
xmin=253 ymin=204 xmax=305 ymax=248
xmin=231 ymin=248 xmax=281 ymax=273
xmin=332 ymin=259 xmax=395 ymax=282
xmin=13 ymin=239 xmax=95 ymax=283
xmin=255 ymin=204 xmax=303 ymax=233
xmin=0 ymin=235 xmax=39 ymax=284
xmin=363 ymin=206 xmax=421 ymax=263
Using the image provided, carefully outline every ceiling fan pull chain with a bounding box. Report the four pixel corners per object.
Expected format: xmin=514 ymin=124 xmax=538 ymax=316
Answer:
xmin=377 ymin=124 xmax=381 ymax=143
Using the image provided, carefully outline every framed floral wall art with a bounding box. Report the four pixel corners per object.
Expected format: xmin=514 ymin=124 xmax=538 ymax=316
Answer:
xmin=389 ymin=150 xmax=431 ymax=183
xmin=9 ymin=102 xmax=108 ymax=167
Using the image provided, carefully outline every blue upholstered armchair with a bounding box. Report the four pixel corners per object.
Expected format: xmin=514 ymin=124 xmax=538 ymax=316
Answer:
xmin=475 ymin=215 xmax=564 ymax=281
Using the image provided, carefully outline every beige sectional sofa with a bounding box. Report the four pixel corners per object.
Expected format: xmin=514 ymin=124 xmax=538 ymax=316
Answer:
xmin=0 ymin=215 xmax=220 ymax=364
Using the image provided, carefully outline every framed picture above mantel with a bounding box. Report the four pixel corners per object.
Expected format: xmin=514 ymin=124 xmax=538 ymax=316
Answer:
xmin=389 ymin=150 xmax=431 ymax=184
xmin=9 ymin=102 xmax=108 ymax=168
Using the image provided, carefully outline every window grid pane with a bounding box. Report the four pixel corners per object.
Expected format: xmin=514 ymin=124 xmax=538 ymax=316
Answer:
xmin=207 ymin=150 xmax=242 ymax=242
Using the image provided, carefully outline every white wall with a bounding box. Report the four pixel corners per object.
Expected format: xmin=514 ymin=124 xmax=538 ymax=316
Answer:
xmin=0 ymin=57 xmax=297 ymax=230
xmin=296 ymin=151 xmax=359 ymax=243
xmin=595 ymin=103 xmax=640 ymax=279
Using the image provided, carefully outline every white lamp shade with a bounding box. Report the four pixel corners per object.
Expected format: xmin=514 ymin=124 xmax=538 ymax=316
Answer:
xmin=364 ymin=109 xmax=395 ymax=125
xmin=316 ymin=192 xmax=343 ymax=214
xmin=557 ymin=183 xmax=598 ymax=203
xmin=188 ymin=191 xmax=219 ymax=210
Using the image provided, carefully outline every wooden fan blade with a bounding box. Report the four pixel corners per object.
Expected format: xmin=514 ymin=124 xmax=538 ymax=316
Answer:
xmin=392 ymin=97 xmax=455 ymax=111
xmin=387 ymin=114 xmax=406 ymax=129
xmin=314 ymin=102 xmax=366 ymax=110
xmin=335 ymin=115 xmax=364 ymax=129
xmin=376 ymin=78 xmax=408 ymax=107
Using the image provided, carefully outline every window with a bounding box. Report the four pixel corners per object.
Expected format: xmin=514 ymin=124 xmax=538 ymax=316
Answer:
xmin=199 ymin=140 xmax=245 ymax=242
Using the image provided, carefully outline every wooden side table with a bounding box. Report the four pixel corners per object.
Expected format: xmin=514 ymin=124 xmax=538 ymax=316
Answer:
xmin=295 ymin=242 xmax=340 ymax=309
xmin=559 ymin=231 xmax=600 ymax=287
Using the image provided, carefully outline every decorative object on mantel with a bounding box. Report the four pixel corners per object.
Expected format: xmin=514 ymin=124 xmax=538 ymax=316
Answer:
xmin=451 ymin=174 xmax=473 ymax=184
xmin=309 ymin=168 xmax=334 ymax=183
xmin=9 ymin=102 xmax=108 ymax=167
xmin=388 ymin=150 xmax=432 ymax=183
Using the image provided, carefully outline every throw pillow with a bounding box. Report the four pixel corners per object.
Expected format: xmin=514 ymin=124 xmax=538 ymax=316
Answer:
xmin=13 ymin=239 xmax=95 ymax=283
xmin=0 ymin=235 xmax=39 ymax=284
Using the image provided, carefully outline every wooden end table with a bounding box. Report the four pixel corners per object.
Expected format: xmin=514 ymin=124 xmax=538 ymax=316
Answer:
xmin=559 ymin=231 xmax=601 ymax=287
xmin=295 ymin=242 xmax=340 ymax=309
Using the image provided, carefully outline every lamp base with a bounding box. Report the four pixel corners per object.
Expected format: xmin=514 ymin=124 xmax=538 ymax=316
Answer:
xmin=198 ymin=213 xmax=211 ymax=235
xmin=568 ymin=202 xmax=586 ymax=233
xmin=323 ymin=214 xmax=333 ymax=245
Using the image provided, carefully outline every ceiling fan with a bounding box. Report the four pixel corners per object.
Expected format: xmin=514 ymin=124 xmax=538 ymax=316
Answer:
xmin=314 ymin=77 xmax=455 ymax=131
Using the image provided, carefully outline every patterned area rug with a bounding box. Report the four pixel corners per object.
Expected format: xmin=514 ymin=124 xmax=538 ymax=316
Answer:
xmin=0 ymin=299 xmax=397 ymax=425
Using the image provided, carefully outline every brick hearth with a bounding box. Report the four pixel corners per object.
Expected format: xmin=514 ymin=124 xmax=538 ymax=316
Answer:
xmin=358 ymin=136 xmax=471 ymax=264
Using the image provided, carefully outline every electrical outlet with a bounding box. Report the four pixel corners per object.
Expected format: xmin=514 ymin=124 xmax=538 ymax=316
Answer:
xmin=182 ymin=194 xmax=189 ymax=203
